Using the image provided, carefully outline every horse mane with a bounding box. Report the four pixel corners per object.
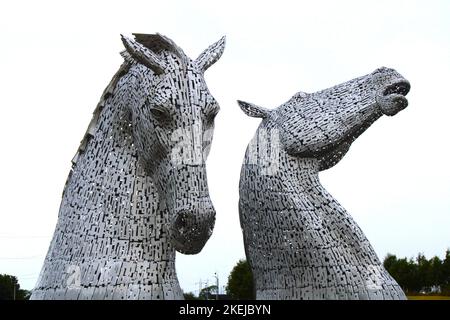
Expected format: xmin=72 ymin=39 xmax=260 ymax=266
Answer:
xmin=71 ymin=33 xmax=185 ymax=167
xmin=71 ymin=61 xmax=130 ymax=166
xmin=133 ymin=33 xmax=186 ymax=61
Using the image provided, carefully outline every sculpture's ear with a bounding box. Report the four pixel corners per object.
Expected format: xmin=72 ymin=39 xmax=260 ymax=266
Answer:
xmin=121 ymin=34 xmax=166 ymax=74
xmin=237 ymin=100 xmax=270 ymax=118
xmin=195 ymin=36 xmax=226 ymax=72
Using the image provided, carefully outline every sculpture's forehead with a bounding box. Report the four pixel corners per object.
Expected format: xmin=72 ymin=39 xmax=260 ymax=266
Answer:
xmin=131 ymin=53 xmax=213 ymax=107
xmin=158 ymin=54 xmax=208 ymax=94
xmin=372 ymin=67 xmax=406 ymax=85
xmin=279 ymin=73 xmax=379 ymax=105
xmin=162 ymin=51 xmax=197 ymax=74
xmin=279 ymin=92 xmax=315 ymax=110
xmin=140 ymin=62 xmax=214 ymax=111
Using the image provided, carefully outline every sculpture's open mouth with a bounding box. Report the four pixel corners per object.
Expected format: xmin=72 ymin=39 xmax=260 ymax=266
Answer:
xmin=378 ymin=80 xmax=410 ymax=116
xmin=382 ymin=81 xmax=410 ymax=96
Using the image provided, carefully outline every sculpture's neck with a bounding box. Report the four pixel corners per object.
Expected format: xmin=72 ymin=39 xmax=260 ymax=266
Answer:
xmin=246 ymin=124 xmax=323 ymax=199
xmin=278 ymin=154 xmax=321 ymax=189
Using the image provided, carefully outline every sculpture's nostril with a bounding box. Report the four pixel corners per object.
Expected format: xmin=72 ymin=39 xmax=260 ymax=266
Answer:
xmin=174 ymin=211 xmax=189 ymax=235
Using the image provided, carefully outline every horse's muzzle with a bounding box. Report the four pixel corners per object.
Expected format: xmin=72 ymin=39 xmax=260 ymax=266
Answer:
xmin=170 ymin=199 xmax=216 ymax=254
xmin=376 ymin=80 xmax=411 ymax=116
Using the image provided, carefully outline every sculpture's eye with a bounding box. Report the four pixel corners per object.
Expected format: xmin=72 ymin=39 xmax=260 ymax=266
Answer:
xmin=150 ymin=106 xmax=171 ymax=123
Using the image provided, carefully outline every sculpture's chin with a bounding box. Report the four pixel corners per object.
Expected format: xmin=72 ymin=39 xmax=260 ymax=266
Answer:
xmin=318 ymin=140 xmax=352 ymax=171
xmin=380 ymin=95 xmax=409 ymax=116
xmin=171 ymin=232 xmax=211 ymax=254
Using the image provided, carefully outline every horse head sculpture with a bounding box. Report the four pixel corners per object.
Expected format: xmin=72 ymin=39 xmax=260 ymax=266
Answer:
xmin=31 ymin=33 xmax=225 ymax=300
xmin=122 ymin=34 xmax=224 ymax=254
xmin=238 ymin=67 xmax=410 ymax=300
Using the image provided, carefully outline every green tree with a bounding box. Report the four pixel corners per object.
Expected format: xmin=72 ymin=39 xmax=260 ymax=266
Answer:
xmin=384 ymin=250 xmax=450 ymax=295
xmin=417 ymin=253 xmax=435 ymax=291
xmin=441 ymin=249 xmax=450 ymax=294
xmin=383 ymin=253 xmax=398 ymax=272
xmin=429 ymin=256 xmax=443 ymax=288
xmin=383 ymin=255 xmax=419 ymax=293
xmin=183 ymin=292 xmax=199 ymax=300
xmin=199 ymin=285 xmax=217 ymax=300
xmin=0 ymin=274 xmax=30 ymax=300
xmin=226 ymin=259 xmax=255 ymax=300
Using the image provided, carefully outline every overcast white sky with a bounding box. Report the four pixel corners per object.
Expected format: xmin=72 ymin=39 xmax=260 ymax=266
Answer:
xmin=0 ymin=0 xmax=449 ymax=294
